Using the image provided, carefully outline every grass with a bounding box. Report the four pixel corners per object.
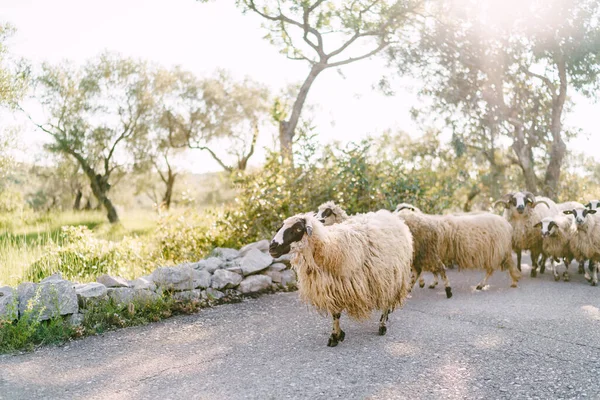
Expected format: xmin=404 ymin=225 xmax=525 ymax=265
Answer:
xmin=0 ymin=210 xmax=158 ymax=286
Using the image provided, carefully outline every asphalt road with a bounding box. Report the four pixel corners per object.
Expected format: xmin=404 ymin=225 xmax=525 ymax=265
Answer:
xmin=2 ymin=256 xmax=600 ymax=400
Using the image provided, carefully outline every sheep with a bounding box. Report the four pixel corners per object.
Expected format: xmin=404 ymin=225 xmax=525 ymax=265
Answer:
xmin=563 ymin=207 xmax=600 ymax=286
xmin=585 ymin=200 xmax=600 ymax=210
xmin=394 ymin=205 xmax=452 ymax=298
xmin=438 ymin=212 xmax=521 ymax=289
xmin=269 ymin=210 xmax=413 ymax=347
xmin=317 ymin=201 xmax=452 ymax=298
xmin=494 ymin=191 xmax=556 ymax=277
xmin=315 ymin=201 xmax=349 ymax=226
xmin=534 ymin=215 xmax=576 ymax=281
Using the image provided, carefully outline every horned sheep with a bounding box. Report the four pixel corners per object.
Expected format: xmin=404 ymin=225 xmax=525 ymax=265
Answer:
xmin=269 ymin=210 xmax=413 ymax=347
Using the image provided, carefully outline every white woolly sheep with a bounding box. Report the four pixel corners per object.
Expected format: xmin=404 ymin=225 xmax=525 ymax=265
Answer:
xmin=563 ymin=207 xmax=600 ymax=286
xmin=269 ymin=210 xmax=413 ymax=347
xmin=586 ymin=200 xmax=600 ymax=210
xmin=534 ymin=215 xmax=576 ymax=281
xmin=394 ymin=205 xmax=452 ymax=298
xmin=315 ymin=201 xmax=349 ymax=226
xmin=494 ymin=191 xmax=556 ymax=277
xmin=438 ymin=212 xmax=521 ymax=289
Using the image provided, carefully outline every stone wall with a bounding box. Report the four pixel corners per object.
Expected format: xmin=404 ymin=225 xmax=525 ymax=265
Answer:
xmin=0 ymin=240 xmax=296 ymax=325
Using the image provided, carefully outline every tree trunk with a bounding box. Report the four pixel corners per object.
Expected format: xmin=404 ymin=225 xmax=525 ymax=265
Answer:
xmin=511 ymin=125 xmax=538 ymax=193
xmin=68 ymin=151 xmax=120 ymax=223
xmin=280 ymin=64 xmax=324 ymax=162
xmin=73 ymin=189 xmax=83 ymax=211
xmin=162 ymin=170 xmax=176 ymax=210
xmin=543 ymin=58 xmax=568 ymax=199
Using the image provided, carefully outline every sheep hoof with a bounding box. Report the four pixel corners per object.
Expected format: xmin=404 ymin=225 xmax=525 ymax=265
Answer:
xmin=476 ymin=285 xmax=483 ymax=290
xmin=339 ymin=330 xmax=345 ymax=342
xmin=327 ymin=336 xmax=339 ymax=347
xmin=554 ymin=275 xmax=560 ymax=282
xmin=428 ymin=284 xmax=437 ymax=289
xmin=378 ymin=326 xmax=387 ymax=336
xmin=530 ymin=269 xmax=537 ymax=278
xmin=419 ymin=282 xmax=425 ymax=288
xmin=592 ymin=281 xmax=598 ymax=287
xmin=585 ymin=275 xmax=592 ymax=282
xmin=445 ymin=287 xmax=453 ymax=298
xmin=510 ymin=283 xmax=518 ymax=288
xmin=517 ymin=264 xmax=522 ymax=272
xmin=578 ymin=266 xmax=585 ymax=274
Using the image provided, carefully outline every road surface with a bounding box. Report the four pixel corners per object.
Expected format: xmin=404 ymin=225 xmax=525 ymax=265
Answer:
xmin=2 ymin=258 xmax=600 ymax=399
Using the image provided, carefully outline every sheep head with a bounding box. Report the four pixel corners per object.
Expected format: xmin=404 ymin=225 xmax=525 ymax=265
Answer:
xmin=270 ymin=214 xmax=314 ymax=257
xmin=494 ymin=191 xmax=548 ymax=214
xmin=564 ymin=208 xmax=597 ymax=228
xmin=534 ymin=218 xmax=558 ymax=238
xmin=394 ymin=203 xmax=421 ymax=213
xmin=316 ymin=201 xmax=344 ymax=226
xmin=585 ymin=200 xmax=600 ymax=210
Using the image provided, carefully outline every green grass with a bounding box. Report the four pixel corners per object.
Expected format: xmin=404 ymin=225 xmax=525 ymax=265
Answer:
xmin=0 ymin=210 xmax=158 ymax=286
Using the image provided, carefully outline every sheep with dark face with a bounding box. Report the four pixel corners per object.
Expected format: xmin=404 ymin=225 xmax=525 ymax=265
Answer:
xmin=269 ymin=210 xmax=413 ymax=347
xmin=564 ymin=207 xmax=600 ymax=286
xmin=494 ymin=191 xmax=556 ymax=276
xmin=535 ymin=215 xmax=576 ymax=281
xmin=585 ymin=200 xmax=600 ymax=210
xmin=315 ymin=201 xmax=349 ymax=226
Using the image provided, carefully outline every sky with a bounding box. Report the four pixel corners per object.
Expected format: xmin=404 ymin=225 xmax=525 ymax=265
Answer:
xmin=1 ymin=0 xmax=598 ymax=173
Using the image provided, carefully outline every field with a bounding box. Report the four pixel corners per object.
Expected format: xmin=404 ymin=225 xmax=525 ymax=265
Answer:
xmin=0 ymin=210 xmax=159 ymax=286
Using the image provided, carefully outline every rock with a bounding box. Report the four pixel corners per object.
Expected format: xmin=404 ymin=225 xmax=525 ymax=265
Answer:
xmin=107 ymin=288 xmax=136 ymax=305
xmin=74 ymin=282 xmax=107 ymax=307
xmin=18 ymin=278 xmax=78 ymax=321
xmin=0 ymin=286 xmax=17 ymax=321
xmin=210 ymin=247 xmax=240 ymax=261
xmin=151 ymin=265 xmax=199 ymax=291
xmin=193 ymin=269 xmax=212 ymax=289
xmin=97 ymin=275 xmax=130 ymax=288
xmin=130 ymin=276 xmax=156 ymax=292
xmin=205 ymin=288 xmax=225 ymax=300
xmin=211 ymin=269 xmax=243 ymax=290
xmin=41 ymin=272 xmax=64 ymax=283
xmin=268 ymin=263 xmax=288 ymax=272
xmin=272 ymin=254 xmax=292 ymax=266
xmin=239 ymin=275 xmax=272 ymax=294
xmin=280 ymin=269 xmax=297 ymax=287
xmin=193 ymin=257 xmax=223 ymax=273
xmin=225 ymin=266 xmax=243 ymax=275
xmin=240 ymin=248 xmax=272 ymax=276
xmin=264 ymin=269 xmax=282 ymax=283
xmin=107 ymin=288 xmax=159 ymax=306
xmin=67 ymin=312 xmax=85 ymax=327
xmin=172 ymin=290 xmax=202 ymax=302
xmin=239 ymin=240 xmax=270 ymax=257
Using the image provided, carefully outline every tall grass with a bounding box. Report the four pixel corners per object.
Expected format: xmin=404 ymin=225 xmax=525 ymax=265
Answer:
xmin=0 ymin=210 xmax=158 ymax=286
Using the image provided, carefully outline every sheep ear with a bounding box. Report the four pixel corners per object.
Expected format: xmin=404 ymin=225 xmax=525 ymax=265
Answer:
xmin=563 ymin=210 xmax=573 ymax=215
xmin=305 ymin=220 xmax=313 ymax=237
xmin=534 ymin=222 xmax=542 ymax=228
xmin=585 ymin=202 xmax=591 ymax=209
xmin=588 ymin=210 xmax=597 ymax=215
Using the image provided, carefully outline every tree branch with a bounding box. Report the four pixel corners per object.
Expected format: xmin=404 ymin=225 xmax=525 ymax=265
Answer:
xmin=326 ymin=41 xmax=388 ymax=68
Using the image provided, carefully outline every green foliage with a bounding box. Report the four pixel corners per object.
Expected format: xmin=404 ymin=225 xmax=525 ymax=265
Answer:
xmin=212 ymin=131 xmax=465 ymax=247
xmin=25 ymin=226 xmax=156 ymax=283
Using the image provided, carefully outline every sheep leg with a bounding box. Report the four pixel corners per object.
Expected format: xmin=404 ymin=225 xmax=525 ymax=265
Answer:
xmin=476 ymin=270 xmax=494 ymax=290
xmin=327 ymin=313 xmax=345 ymax=347
xmin=378 ymin=309 xmax=390 ymax=336
xmin=530 ymin=250 xmax=540 ymax=278
xmin=418 ymin=276 xmax=425 ymax=288
xmin=428 ymin=273 xmax=439 ymax=289
xmin=516 ymin=249 xmax=522 ymax=272
xmin=439 ymin=269 xmax=452 ymax=298
xmin=578 ymin=261 xmax=585 ymax=274
xmin=505 ymin=255 xmax=520 ymax=288
xmin=552 ymin=258 xmax=560 ymax=281
xmin=584 ymin=260 xmax=593 ymax=282
xmin=539 ymin=254 xmax=546 ymax=274
xmin=562 ymin=258 xmax=571 ymax=282
xmin=591 ymin=263 xmax=598 ymax=287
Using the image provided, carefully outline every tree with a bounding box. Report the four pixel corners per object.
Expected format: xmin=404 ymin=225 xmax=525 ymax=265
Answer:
xmin=0 ymin=23 xmax=28 ymax=107
xmin=232 ymin=0 xmax=420 ymax=161
xmin=162 ymin=68 xmax=271 ymax=172
xmin=390 ymin=0 xmax=600 ymax=198
xmin=28 ymin=53 xmax=155 ymax=223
